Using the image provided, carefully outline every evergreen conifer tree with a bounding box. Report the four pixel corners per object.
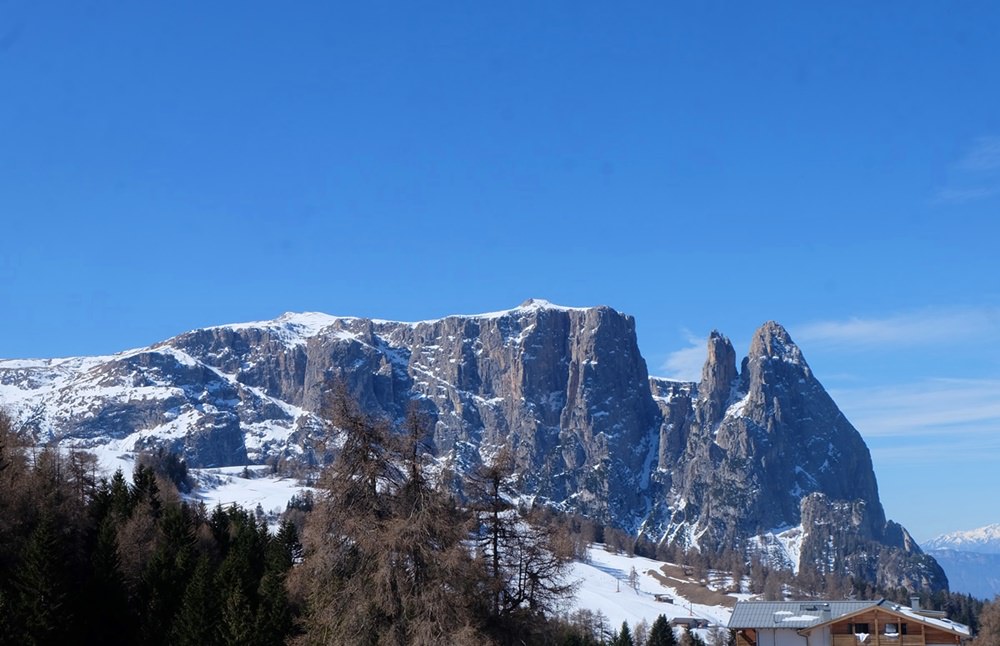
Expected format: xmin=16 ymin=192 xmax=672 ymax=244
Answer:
xmin=612 ymin=620 xmax=635 ymax=646
xmin=648 ymin=615 xmax=677 ymax=646
xmin=108 ymin=468 xmax=133 ymax=519
xmin=14 ymin=511 xmax=71 ymax=646
xmin=255 ymin=521 xmax=298 ymax=645
xmin=219 ymin=585 xmax=255 ymax=646
xmin=256 ymin=564 xmax=293 ymax=646
xmin=275 ymin=518 xmax=303 ymax=563
xmin=82 ymin=517 xmax=135 ymax=645
xmin=172 ymin=556 xmax=219 ymax=646
xmin=131 ymin=463 xmax=161 ymax=517
xmin=137 ymin=504 xmax=197 ymax=645
xmin=680 ymin=626 xmax=707 ymax=646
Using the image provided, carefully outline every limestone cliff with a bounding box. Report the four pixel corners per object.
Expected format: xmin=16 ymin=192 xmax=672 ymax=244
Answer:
xmin=0 ymin=302 xmax=946 ymax=590
xmin=648 ymin=322 xmax=946 ymax=590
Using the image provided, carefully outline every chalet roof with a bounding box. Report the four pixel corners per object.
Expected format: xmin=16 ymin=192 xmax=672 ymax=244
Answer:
xmin=728 ymin=601 xmax=879 ymax=630
xmin=802 ymin=600 xmax=971 ymax=638
xmin=729 ymin=599 xmax=971 ymax=638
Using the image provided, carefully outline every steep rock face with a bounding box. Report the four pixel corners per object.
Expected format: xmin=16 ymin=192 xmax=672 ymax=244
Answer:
xmin=0 ymin=303 xmax=946 ymax=590
xmin=650 ymin=379 xmax=694 ymax=472
xmin=335 ymin=302 xmax=662 ymax=522
xmin=648 ymin=322 xmax=946 ymax=590
xmin=798 ymin=493 xmax=946 ymax=591
xmin=0 ymin=301 xmax=660 ymax=525
xmin=697 ymin=331 xmax=737 ymax=429
xmin=653 ymin=322 xmax=883 ymax=541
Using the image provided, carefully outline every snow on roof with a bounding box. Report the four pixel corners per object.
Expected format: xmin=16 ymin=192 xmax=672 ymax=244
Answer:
xmin=884 ymin=601 xmax=971 ymax=637
xmin=731 ymin=600 xmax=971 ymax=637
xmin=729 ymin=601 xmax=877 ymax=630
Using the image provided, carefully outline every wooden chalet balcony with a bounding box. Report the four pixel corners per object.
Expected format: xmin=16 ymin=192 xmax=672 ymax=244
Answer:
xmin=832 ymin=635 xmax=925 ymax=646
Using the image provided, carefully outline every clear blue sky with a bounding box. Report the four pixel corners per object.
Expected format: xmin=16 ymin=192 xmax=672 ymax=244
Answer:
xmin=1 ymin=1 xmax=998 ymax=541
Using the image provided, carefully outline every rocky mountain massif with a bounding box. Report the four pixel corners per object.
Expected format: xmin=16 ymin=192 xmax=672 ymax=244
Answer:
xmin=924 ymin=524 xmax=1000 ymax=599
xmin=0 ymin=300 xmax=946 ymax=591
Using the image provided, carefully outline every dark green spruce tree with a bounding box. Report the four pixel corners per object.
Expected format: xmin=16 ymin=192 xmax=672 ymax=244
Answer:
xmin=649 ymin=614 xmax=678 ymax=646
xmin=137 ymin=502 xmax=197 ymax=644
xmin=171 ymin=556 xmax=219 ymax=646
xmin=255 ymin=519 xmax=299 ymax=644
xmin=14 ymin=511 xmax=72 ymax=646
xmin=612 ymin=621 xmax=635 ymax=646
xmin=81 ymin=515 xmax=135 ymax=645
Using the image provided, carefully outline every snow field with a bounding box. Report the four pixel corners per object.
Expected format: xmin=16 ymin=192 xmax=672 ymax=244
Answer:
xmin=566 ymin=545 xmax=739 ymax=637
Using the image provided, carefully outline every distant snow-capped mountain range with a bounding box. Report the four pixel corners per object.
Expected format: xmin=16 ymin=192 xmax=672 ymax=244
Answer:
xmin=923 ymin=523 xmax=1000 ymax=599
xmin=924 ymin=524 xmax=1000 ymax=554
xmin=0 ymin=300 xmax=948 ymax=591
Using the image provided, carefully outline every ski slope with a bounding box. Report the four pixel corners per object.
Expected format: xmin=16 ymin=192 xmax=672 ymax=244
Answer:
xmin=566 ymin=545 xmax=746 ymax=634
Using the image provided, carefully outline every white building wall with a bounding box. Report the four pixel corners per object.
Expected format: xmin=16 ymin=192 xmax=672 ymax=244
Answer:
xmin=805 ymin=627 xmax=832 ymax=646
xmin=754 ymin=628 xmax=808 ymax=646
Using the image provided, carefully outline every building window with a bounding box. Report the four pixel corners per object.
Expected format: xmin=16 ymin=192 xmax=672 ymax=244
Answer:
xmin=853 ymin=623 xmax=870 ymax=634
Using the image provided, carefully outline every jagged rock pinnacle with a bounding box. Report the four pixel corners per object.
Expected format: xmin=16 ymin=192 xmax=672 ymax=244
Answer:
xmin=698 ymin=330 xmax=737 ymax=428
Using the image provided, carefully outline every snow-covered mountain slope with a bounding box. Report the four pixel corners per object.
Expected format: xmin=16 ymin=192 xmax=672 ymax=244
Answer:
xmin=924 ymin=523 xmax=1000 ymax=553
xmin=0 ymin=301 xmax=945 ymax=591
xmin=0 ymin=339 xmax=318 ymax=467
xmin=566 ymin=545 xmax=739 ymax=637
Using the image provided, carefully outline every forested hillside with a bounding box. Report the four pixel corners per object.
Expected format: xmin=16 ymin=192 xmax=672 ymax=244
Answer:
xmin=0 ymin=401 xmax=597 ymax=645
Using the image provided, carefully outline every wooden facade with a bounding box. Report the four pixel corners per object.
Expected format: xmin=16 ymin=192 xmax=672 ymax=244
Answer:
xmin=732 ymin=607 xmax=965 ymax=646
xmin=827 ymin=608 xmax=964 ymax=646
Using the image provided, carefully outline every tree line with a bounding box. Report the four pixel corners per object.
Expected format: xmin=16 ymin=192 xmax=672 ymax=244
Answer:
xmin=0 ymin=394 xmax=600 ymax=645
xmin=0 ymin=411 xmax=300 ymax=645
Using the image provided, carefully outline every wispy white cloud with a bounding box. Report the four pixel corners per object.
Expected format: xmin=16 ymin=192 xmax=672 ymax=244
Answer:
xmin=832 ymin=378 xmax=1000 ymax=470
xmin=957 ymin=136 xmax=1000 ymax=172
xmin=793 ymin=307 xmax=1000 ymax=349
xmin=869 ymin=435 xmax=1000 ymax=466
xmin=933 ymin=186 xmax=1000 ymax=204
xmin=934 ymin=135 xmax=1000 ymax=203
xmin=659 ymin=330 xmax=706 ymax=382
xmin=832 ymin=377 xmax=1000 ymax=438
xmin=830 ymin=378 xmax=1000 ymax=537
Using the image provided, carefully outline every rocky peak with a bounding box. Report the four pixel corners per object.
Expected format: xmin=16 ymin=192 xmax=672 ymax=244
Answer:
xmin=740 ymin=321 xmax=812 ymax=391
xmin=646 ymin=321 xmax=946 ymax=590
xmin=517 ymin=297 xmax=554 ymax=309
xmin=749 ymin=320 xmax=798 ymax=358
xmin=696 ymin=331 xmax=737 ymax=428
